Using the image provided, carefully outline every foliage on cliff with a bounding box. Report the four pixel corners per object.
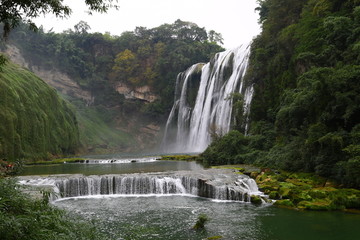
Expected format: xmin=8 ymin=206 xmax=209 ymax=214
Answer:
xmin=0 ymin=19 xmax=223 ymax=152
xmin=5 ymin=19 xmax=223 ymax=113
xmin=203 ymin=0 xmax=360 ymax=188
xmin=0 ymin=61 xmax=79 ymax=161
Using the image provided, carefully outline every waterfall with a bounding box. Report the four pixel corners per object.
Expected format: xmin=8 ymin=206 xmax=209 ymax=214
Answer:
xmin=162 ymin=44 xmax=253 ymax=153
xmin=18 ymin=170 xmax=264 ymax=202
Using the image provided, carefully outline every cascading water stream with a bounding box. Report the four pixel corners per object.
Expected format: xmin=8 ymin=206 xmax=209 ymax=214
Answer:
xmin=162 ymin=44 xmax=253 ymax=153
xmin=18 ymin=170 xmax=265 ymax=202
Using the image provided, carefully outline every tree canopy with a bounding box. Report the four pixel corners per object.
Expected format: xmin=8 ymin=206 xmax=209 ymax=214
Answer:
xmin=202 ymin=0 xmax=360 ymax=188
xmin=0 ymin=0 xmax=118 ymax=38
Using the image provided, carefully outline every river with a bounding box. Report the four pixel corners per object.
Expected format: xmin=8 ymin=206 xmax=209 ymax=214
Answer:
xmin=20 ymin=156 xmax=360 ymax=240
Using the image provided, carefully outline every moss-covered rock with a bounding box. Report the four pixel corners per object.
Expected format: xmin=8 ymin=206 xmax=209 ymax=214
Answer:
xmin=274 ymin=199 xmax=295 ymax=208
xmin=251 ymin=195 xmax=262 ymax=205
xmin=298 ymin=199 xmax=335 ymax=211
xmin=269 ymin=191 xmax=281 ymax=200
xmin=254 ymin=169 xmax=360 ymax=212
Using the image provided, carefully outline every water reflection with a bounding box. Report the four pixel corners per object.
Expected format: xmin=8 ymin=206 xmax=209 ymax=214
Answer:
xmin=22 ymin=159 xmax=204 ymax=176
xmin=56 ymin=196 xmax=360 ymax=240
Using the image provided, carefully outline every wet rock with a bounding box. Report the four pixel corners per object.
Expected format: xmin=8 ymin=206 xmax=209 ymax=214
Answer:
xmin=251 ymin=195 xmax=262 ymax=205
xmin=274 ymin=199 xmax=295 ymax=208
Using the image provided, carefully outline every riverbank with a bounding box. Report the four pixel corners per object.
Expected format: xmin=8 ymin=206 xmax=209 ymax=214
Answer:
xmin=18 ymin=155 xmax=360 ymax=212
xmin=212 ymin=164 xmax=360 ymax=212
xmin=26 ymin=158 xmax=86 ymax=165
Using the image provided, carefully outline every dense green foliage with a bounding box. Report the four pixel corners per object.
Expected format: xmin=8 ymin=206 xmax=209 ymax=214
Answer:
xmin=0 ymin=178 xmax=105 ymax=240
xmin=2 ymin=20 xmax=223 ymax=152
xmin=6 ymin=20 xmax=223 ymax=113
xmin=255 ymin=170 xmax=360 ymax=211
xmin=0 ymin=62 xmax=79 ymax=161
xmin=202 ymin=0 xmax=360 ymax=188
xmin=0 ymin=0 xmax=118 ymax=38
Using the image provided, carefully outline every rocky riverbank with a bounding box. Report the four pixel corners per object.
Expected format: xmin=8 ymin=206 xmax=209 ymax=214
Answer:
xmin=213 ymin=164 xmax=360 ymax=212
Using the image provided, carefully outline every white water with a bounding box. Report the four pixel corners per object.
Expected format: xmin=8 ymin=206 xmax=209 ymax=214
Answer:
xmin=81 ymin=157 xmax=158 ymax=164
xmin=18 ymin=170 xmax=264 ymax=202
xmin=162 ymin=44 xmax=253 ymax=153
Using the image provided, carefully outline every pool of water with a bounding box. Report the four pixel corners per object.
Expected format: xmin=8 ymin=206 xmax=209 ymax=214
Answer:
xmin=22 ymin=159 xmax=204 ymax=176
xmin=54 ymin=195 xmax=360 ymax=240
xmin=21 ymin=155 xmax=360 ymax=239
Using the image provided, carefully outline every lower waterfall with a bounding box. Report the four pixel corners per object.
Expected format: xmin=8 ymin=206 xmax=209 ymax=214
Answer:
xmin=162 ymin=44 xmax=253 ymax=153
xmin=19 ymin=169 xmax=263 ymax=202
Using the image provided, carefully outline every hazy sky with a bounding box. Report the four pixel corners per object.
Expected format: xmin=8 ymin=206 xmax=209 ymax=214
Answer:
xmin=34 ymin=0 xmax=261 ymax=49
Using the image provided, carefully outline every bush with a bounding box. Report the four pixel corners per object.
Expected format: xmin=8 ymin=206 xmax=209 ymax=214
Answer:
xmin=0 ymin=178 xmax=105 ymax=240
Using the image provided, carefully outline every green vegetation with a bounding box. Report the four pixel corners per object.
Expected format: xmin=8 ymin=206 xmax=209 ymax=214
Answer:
xmin=0 ymin=61 xmax=79 ymax=162
xmin=255 ymin=170 xmax=360 ymax=211
xmin=160 ymin=154 xmax=200 ymax=162
xmin=201 ymin=0 xmax=360 ymax=188
xmin=73 ymin=101 xmax=135 ymax=154
xmin=26 ymin=157 xmax=86 ymax=165
xmin=0 ymin=177 xmax=105 ymax=240
xmin=5 ymin=20 xmax=223 ymax=114
xmin=1 ymin=19 xmax=224 ymax=153
xmin=0 ymin=0 xmax=118 ymax=38
xmin=193 ymin=214 xmax=209 ymax=230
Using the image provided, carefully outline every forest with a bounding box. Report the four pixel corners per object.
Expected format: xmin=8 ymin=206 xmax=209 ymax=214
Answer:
xmin=202 ymin=0 xmax=360 ymax=188
xmin=4 ymin=19 xmax=223 ymax=112
xmin=1 ymin=0 xmax=359 ymax=188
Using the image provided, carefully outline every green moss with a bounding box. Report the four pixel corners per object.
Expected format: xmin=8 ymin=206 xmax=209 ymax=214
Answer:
xmin=298 ymin=199 xmax=335 ymax=211
xmin=0 ymin=62 xmax=79 ymax=162
xmin=207 ymin=236 xmax=223 ymax=239
xmin=269 ymin=191 xmax=281 ymax=199
xmin=274 ymin=199 xmax=295 ymax=208
xmin=251 ymin=195 xmax=262 ymax=205
xmin=255 ymin=170 xmax=360 ymax=212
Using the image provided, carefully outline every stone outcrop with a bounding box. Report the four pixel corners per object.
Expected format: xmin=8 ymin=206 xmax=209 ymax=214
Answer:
xmin=115 ymin=82 xmax=159 ymax=102
xmin=3 ymin=45 xmax=93 ymax=104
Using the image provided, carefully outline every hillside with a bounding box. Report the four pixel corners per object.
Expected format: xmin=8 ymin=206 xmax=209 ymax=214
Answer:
xmin=202 ymin=0 xmax=360 ymax=188
xmin=0 ymin=61 xmax=79 ymax=161
xmin=2 ymin=20 xmax=224 ymax=153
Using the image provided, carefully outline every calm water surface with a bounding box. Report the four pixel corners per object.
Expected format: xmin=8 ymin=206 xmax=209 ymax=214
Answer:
xmin=54 ymin=195 xmax=360 ymax=240
xmin=22 ymin=159 xmax=203 ymax=176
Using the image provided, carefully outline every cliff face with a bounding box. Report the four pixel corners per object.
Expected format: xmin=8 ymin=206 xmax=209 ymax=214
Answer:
xmin=4 ymin=45 xmax=93 ymax=104
xmin=2 ymin=44 xmax=162 ymax=153
xmin=0 ymin=61 xmax=79 ymax=161
xmin=115 ymin=82 xmax=159 ymax=103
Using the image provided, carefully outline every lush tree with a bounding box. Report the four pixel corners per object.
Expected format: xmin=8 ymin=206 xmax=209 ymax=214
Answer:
xmin=204 ymin=0 xmax=360 ymax=187
xmin=0 ymin=0 xmax=118 ymax=38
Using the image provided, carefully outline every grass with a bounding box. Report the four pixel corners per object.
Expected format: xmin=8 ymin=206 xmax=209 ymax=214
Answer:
xmin=26 ymin=158 xmax=86 ymax=165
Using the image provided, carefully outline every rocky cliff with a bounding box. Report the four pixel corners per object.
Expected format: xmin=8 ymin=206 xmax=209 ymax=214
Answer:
xmin=2 ymin=44 xmax=162 ymax=153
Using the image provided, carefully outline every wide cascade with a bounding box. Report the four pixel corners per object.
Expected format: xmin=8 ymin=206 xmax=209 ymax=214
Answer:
xmin=162 ymin=44 xmax=253 ymax=153
xmin=19 ymin=170 xmax=263 ymax=202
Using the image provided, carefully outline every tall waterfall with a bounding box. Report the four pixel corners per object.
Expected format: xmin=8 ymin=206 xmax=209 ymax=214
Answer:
xmin=162 ymin=44 xmax=253 ymax=153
